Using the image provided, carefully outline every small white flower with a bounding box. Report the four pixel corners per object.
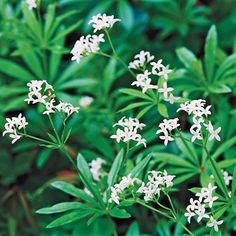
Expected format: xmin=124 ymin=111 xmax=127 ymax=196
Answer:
xmin=3 ymin=113 xmax=28 ymax=144
xmin=88 ymin=13 xmax=121 ymax=33
xmin=56 ymin=101 xmax=80 ymax=116
xmin=129 ymin=51 xmax=154 ymax=70
xmin=221 ymin=170 xmax=233 ymax=186
xmin=79 ymin=96 xmax=94 ymax=108
xmin=157 ymin=66 xmax=172 ymax=80
xmin=25 ymin=0 xmax=37 ymax=10
xmin=71 ymin=34 xmax=105 ymax=64
xmin=89 ymin=158 xmax=105 ymax=181
xmin=156 ymin=118 xmax=180 ymax=146
xmin=207 ymin=216 xmax=223 ymax=232
xmin=111 ymin=117 xmax=146 ymax=147
xmin=206 ymin=122 xmax=221 ymax=142
xmin=151 ymin=60 xmax=164 ymax=74
xmin=158 ymin=82 xmax=173 ymax=99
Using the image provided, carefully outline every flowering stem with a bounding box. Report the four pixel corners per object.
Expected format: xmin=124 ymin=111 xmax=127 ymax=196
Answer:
xmin=48 ymin=114 xmax=61 ymax=144
xmin=176 ymin=130 xmax=200 ymax=166
xmin=104 ymin=30 xmax=136 ymax=78
xmin=136 ymin=200 xmax=172 ymax=219
xmin=19 ymin=133 xmax=54 ymax=145
xmin=60 ymin=145 xmax=77 ymax=170
xmin=166 ymin=193 xmax=177 ymax=217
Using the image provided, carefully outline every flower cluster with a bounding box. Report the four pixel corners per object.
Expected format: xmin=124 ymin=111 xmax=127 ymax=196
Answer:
xmin=211 ymin=169 xmax=233 ymax=186
xmin=71 ymin=34 xmax=104 ymax=63
xmin=128 ymin=51 xmax=154 ymax=70
xmin=71 ymin=14 xmax=120 ymax=64
xmin=89 ymin=158 xmax=105 ymax=181
xmin=137 ymin=170 xmax=175 ymax=201
xmin=25 ymin=80 xmax=79 ymax=116
xmin=109 ymin=174 xmax=141 ymax=204
xmin=130 ymin=55 xmax=178 ymax=104
xmin=88 ymin=13 xmax=121 ymax=33
xmin=3 ymin=114 xmax=28 ymax=144
xmin=185 ymin=183 xmax=223 ymax=231
xmin=25 ymin=0 xmax=37 ymax=10
xmin=156 ymin=118 xmax=180 ymax=146
xmin=177 ymin=99 xmax=221 ymax=143
xmin=79 ymin=96 xmax=94 ymax=108
xmin=111 ymin=117 xmax=146 ymax=147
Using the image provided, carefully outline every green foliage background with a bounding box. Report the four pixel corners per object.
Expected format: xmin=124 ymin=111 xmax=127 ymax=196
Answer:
xmin=0 ymin=0 xmax=236 ymax=235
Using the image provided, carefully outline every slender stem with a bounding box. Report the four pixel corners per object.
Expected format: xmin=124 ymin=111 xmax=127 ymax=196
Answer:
xmin=107 ymin=216 xmax=118 ymax=236
xmin=136 ymin=200 xmax=171 ymax=219
xmin=48 ymin=114 xmax=61 ymax=144
xmin=19 ymin=132 xmax=54 ymax=145
xmin=166 ymin=193 xmax=177 ymax=217
xmin=60 ymin=145 xmax=77 ymax=170
xmin=104 ymin=30 xmax=136 ymax=78
xmin=177 ymin=130 xmax=199 ymax=166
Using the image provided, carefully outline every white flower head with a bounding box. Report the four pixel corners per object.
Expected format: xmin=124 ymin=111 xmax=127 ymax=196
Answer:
xmin=111 ymin=117 xmax=146 ymax=147
xmin=25 ymin=0 xmax=37 ymax=10
xmin=89 ymin=158 xmax=105 ymax=181
xmin=88 ymin=13 xmax=121 ymax=33
xmin=156 ymin=118 xmax=180 ymax=146
xmin=131 ymin=70 xmax=158 ymax=93
xmin=207 ymin=216 xmax=223 ymax=232
xmin=71 ymin=34 xmax=105 ymax=64
xmin=128 ymin=51 xmax=154 ymax=70
xmin=3 ymin=113 xmax=28 ymax=144
xmin=56 ymin=101 xmax=80 ymax=116
xmin=79 ymin=96 xmax=94 ymax=108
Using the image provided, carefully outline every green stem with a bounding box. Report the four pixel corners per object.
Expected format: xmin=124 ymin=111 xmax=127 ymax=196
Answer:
xmin=19 ymin=132 xmax=53 ymax=145
xmin=107 ymin=216 xmax=118 ymax=236
xmin=177 ymin=130 xmax=199 ymax=166
xmin=48 ymin=114 xmax=61 ymax=144
xmin=136 ymin=200 xmax=171 ymax=219
xmin=60 ymin=145 xmax=77 ymax=170
xmin=166 ymin=193 xmax=177 ymax=217
xmin=104 ymin=30 xmax=136 ymax=78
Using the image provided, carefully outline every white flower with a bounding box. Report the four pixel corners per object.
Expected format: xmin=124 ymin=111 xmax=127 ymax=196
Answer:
xmin=111 ymin=117 xmax=146 ymax=147
xmin=25 ymin=0 xmax=37 ymax=10
xmin=3 ymin=113 xmax=28 ymax=144
xmin=206 ymin=121 xmax=221 ymax=142
xmin=221 ymin=170 xmax=233 ymax=186
xmin=89 ymin=158 xmax=105 ymax=181
xmin=196 ymin=183 xmax=218 ymax=208
xmin=131 ymin=70 xmax=158 ymax=93
xmin=25 ymin=80 xmax=54 ymax=105
xmin=190 ymin=125 xmax=202 ymax=142
xmin=79 ymin=96 xmax=94 ymax=108
xmin=156 ymin=118 xmax=180 ymax=146
xmin=164 ymin=93 xmax=179 ymax=104
xmin=71 ymin=34 xmax=105 ymax=63
xmin=129 ymin=51 xmax=154 ymax=70
xmin=151 ymin=60 xmax=164 ymax=74
xmin=207 ymin=216 xmax=223 ymax=232
xmin=158 ymin=82 xmax=173 ymax=99
xmin=43 ymin=99 xmax=56 ymax=115
xmin=109 ymin=174 xmax=140 ymax=204
xmin=56 ymin=101 xmax=80 ymax=116
xmin=88 ymin=13 xmax=121 ymax=33
xmin=138 ymin=170 xmax=175 ymax=201
xmin=157 ymin=66 xmax=172 ymax=80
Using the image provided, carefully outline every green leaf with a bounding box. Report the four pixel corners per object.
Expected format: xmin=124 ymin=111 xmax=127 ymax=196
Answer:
xmin=232 ymin=166 xmax=236 ymax=196
xmin=137 ymin=104 xmax=154 ymax=119
xmin=51 ymin=181 xmax=96 ymax=204
xmin=131 ymin=153 xmax=152 ymax=178
xmin=109 ymin=206 xmax=131 ymax=219
xmin=36 ymin=202 xmax=86 ymax=214
xmin=119 ymin=101 xmax=151 ymax=113
xmin=208 ymin=84 xmax=231 ymax=94
xmin=50 ymin=20 xmax=83 ymax=43
xmin=118 ymin=0 xmax=134 ymax=30
xmin=0 ymin=59 xmax=35 ymax=81
xmin=212 ymin=136 xmax=236 ymax=160
xmin=77 ymin=154 xmax=104 ymax=204
xmin=126 ymin=222 xmax=140 ymax=236
xmin=108 ymin=149 xmax=124 ymax=187
xmin=46 ymin=210 xmax=91 ymax=228
xmin=120 ymin=88 xmax=153 ymax=101
xmin=158 ymin=103 xmax=169 ymax=117
xmin=204 ymin=25 xmax=217 ymax=81
xmin=57 ymin=78 xmax=97 ymax=90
